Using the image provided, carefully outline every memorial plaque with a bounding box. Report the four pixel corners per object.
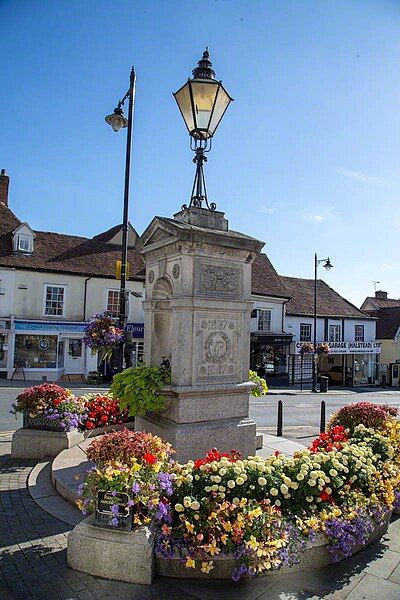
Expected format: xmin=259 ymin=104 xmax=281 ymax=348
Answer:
xmin=95 ymin=490 xmax=133 ymax=531
xmin=195 ymin=262 xmax=240 ymax=299
xmin=196 ymin=316 xmax=239 ymax=381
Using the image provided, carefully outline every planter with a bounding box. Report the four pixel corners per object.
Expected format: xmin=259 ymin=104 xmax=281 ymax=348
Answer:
xmin=23 ymin=411 xmax=64 ymax=432
xmin=156 ymin=509 xmax=393 ymax=580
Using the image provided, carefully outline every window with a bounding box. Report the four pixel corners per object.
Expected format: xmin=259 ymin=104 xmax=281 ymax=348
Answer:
xmin=329 ymin=325 xmax=341 ymax=342
xmin=44 ymin=285 xmax=65 ymax=316
xmin=257 ymin=309 xmax=271 ymax=332
xmin=17 ymin=234 xmax=32 ymax=253
xmin=107 ymin=290 xmax=121 ymax=318
xmin=300 ymin=323 xmax=312 ymax=342
xmin=355 ymin=325 xmax=364 ymax=342
xmin=14 ymin=334 xmax=58 ymax=369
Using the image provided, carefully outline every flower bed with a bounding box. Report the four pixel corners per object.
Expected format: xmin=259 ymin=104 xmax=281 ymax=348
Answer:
xmin=77 ymin=402 xmax=400 ymax=581
xmin=11 ymin=385 xmax=129 ymax=434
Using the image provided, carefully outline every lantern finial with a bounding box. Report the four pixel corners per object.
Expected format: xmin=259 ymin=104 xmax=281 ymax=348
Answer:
xmin=192 ymin=47 xmax=215 ymax=80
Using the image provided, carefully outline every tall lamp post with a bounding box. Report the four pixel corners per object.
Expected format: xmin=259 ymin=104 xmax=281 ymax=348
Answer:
xmin=173 ymin=48 xmax=233 ymax=211
xmin=105 ymin=67 xmax=136 ymax=372
xmin=312 ymin=254 xmax=333 ymax=392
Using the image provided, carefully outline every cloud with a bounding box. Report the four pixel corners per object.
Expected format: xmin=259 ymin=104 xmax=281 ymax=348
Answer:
xmin=260 ymin=206 xmax=276 ymax=214
xmin=335 ymin=168 xmax=400 ymax=190
xmin=380 ymin=263 xmax=391 ymax=270
xmin=307 ymin=214 xmax=326 ymax=224
xmin=395 ymin=218 xmax=400 ymax=229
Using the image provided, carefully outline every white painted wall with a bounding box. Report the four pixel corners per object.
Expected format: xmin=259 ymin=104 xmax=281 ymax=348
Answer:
xmin=285 ymin=315 xmax=376 ymax=342
xmin=250 ymin=296 xmax=286 ymax=333
xmin=0 ymin=268 xmax=16 ymax=317
xmin=7 ymin=269 xmax=144 ymax=323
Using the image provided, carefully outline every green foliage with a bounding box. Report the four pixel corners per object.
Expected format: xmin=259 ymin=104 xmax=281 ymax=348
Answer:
xmin=249 ymin=370 xmax=268 ymax=397
xmin=111 ymin=364 xmax=171 ymax=417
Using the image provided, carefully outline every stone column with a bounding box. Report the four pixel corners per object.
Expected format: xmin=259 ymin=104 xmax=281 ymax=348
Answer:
xmin=136 ymin=207 xmax=264 ymax=462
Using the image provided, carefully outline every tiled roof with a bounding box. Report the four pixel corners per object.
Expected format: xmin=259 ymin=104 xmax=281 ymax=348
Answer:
xmin=251 ymin=254 xmax=291 ymax=299
xmin=281 ymin=276 xmax=373 ymax=319
xmin=360 ymin=296 xmax=400 ymax=311
xmin=375 ymin=307 xmax=400 ymax=339
xmin=0 ymin=204 xmax=145 ymax=280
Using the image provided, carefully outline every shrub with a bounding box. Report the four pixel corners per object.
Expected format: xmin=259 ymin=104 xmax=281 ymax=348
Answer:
xmin=85 ymin=428 xmax=173 ymax=465
xmin=11 ymin=383 xmax=72 ymax=417
xmin=80 ymin=393 xmax=129 ymax=430
xmin=111 ymin=364 xmax=171 ymax=417
xmin=329 ymin=402 xmax=397 ymax=433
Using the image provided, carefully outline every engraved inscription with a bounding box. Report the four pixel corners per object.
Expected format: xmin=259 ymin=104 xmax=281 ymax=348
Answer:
xmin=197 ymin=264 xmax=240 ymax=298
xmin=196 ymin=317 xmax=238 ymax=380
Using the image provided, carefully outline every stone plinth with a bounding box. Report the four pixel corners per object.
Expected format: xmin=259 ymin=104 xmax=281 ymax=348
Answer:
xmin=138 ymin=207 xmax=264 ymax=461
xmin=11 ymin=427 xmax=84 ymax=459
xmin=67 ymin=515 xmax=155 ymax=585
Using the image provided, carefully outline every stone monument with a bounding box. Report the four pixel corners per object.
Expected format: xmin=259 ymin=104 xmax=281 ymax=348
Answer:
xmin=136 ymin=206 xmax=264 ymax=462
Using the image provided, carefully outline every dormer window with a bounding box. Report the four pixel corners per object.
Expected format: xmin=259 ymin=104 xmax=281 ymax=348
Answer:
xmin=17 ymin=234 xmax=32 ymax=253
xmin=12 ymin=223 xmax=35 ymax=254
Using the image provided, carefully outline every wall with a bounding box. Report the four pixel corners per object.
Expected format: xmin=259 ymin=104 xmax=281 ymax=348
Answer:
xmin=7 ymin=269 xmax=144 ymax=323
xmin=285 ymin=315 xmax=376 ymax=343
xmin=250 ymin=296 xmax=286 ymax=333
xmin=379 ymin=335 xmax=400 ymax=366
xmin=0 ymin=268 xmax=15 ymax=316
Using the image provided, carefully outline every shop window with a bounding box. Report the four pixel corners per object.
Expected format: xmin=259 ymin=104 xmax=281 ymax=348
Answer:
xmin=14 ymin=334 xmax=58 ymax=369
xmin=107 ymin=290 xmax=121 ymax=318
xmin=329 ymin=325 xmax=341 ymax=342
xmin=44 ymin=285 xmax=66 ymax=316
xmin=0 ymin=334 xmax=7 ymax=368
xmin=300 ymin=323 xmax=312 ymax=342
xmin=355 ymin=325 xmax=364 ymax=342
xmin=257 ymin=309 xmax=271 ymax=332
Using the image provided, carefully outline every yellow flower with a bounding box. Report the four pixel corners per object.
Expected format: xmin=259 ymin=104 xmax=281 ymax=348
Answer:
xmin=201 ymin=561 xmax=214 ymax=574
xmin=185 ymin=557 xmax=196 ymax=569
xmin=246 ymin=536 xmax=258 ymax=550
xmin=185 ymin=521 xmax=195 ymax=533
xmin=76 ymin=500 xmax=84 ymax=511
xmin=205 ymin=540 xmax=220 ymax=556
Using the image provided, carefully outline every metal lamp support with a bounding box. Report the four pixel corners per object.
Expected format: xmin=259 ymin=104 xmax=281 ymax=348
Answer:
xmin=182 ymin=138 xmax=216 ymax=211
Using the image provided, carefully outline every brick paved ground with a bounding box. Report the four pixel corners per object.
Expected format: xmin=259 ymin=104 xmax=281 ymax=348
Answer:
xmin=1 ymin=433 xmax=400 ymax=600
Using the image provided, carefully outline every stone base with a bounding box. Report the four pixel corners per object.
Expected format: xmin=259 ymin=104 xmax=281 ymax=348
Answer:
xmin=11 ymin=427 xmax=84 ymax=459
xmin=135 ymin=413 xmax=256 ymax=463
xmin=67 ymin=515 xmax=155 ymax=585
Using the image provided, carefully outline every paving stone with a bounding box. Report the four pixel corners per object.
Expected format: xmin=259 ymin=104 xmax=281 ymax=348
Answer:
xmin=364 ymin=548 xmax=400 ymax=579
xmin=346 ymin=573 xmax=400 ymax=599
xmin=389 ymin=562 xmax=400 ymax=584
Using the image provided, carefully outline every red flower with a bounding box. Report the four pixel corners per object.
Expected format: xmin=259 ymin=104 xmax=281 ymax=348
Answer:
xmin=143 ymin=452 xmax=157 ymax=464
xmin=274 ymin=450 xmax=281 ymax=457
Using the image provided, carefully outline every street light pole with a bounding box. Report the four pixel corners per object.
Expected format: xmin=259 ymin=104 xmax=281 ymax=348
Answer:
xmin=312 ymin=254 xmax=333 ymax=393
xmin=105 ymin=67 xmax=136 ymax=373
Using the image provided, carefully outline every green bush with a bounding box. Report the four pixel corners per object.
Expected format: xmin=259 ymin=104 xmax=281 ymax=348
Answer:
xmin=111 ymin=364 xmax=171 ymax=417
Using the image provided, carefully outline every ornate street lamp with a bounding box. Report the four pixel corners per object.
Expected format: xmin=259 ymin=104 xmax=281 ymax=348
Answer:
xmin=312 ymin=255 xmax=334 ymax=392
xmin=174 ymin=48 xmax=233 ymax=211
xmin=105 ymin=67 xmax=136 ymax=372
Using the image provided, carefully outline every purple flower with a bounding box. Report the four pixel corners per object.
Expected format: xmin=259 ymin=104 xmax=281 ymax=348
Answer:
xmin=394 ymin=490 xmax=400 ymax=512
xmin=132 ymin=481 xmax=140 ymax=494
xmin=110 ymin=503 xmax=120 ymax=517
xmin=157 ymin=472 xmax=173 ymax=496
xmin=127 ymin=499 xmax=134 ymax=508
xmin=110 ymin=517 xmax=119 ymax=527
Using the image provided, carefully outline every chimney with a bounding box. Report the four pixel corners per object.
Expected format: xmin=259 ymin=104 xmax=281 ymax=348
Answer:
xmin=375 ymin=290 xmax=388 ymax=300
xmin=0 ymin=169 xmax=9 ymax=207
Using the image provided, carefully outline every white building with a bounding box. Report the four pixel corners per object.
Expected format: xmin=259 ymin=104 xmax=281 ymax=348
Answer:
xmin=0 ymin=170 xmax=145 ymax=381
xmin=282 ymin=276 xmax=380 ymax=386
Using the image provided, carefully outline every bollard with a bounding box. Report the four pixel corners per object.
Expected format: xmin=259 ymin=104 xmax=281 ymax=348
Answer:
xmin=277 ymin=400 xmax=283 ymax=437
xmin=320 ymin=400 xmax=326 ymax=433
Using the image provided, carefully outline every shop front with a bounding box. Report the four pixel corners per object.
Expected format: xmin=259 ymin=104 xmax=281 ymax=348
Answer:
xmin=250 ymin=334 xmax=292 ymax=386
xmin=12 ymin=320 xmax=89 ymax=381
xmin=293 ymin=341 xmax=381 ymax=386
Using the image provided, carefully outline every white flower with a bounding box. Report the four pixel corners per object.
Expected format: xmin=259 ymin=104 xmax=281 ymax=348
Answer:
xmin=183 ymin=497 xmax=191 ymax=508
xmin=280 ymin=484 xmax=289 ymax=494
xmin=227 ymin=480 xmax=236 ymax=489
xmin=175 ymin=503 xmax=184 ymax=512
xmin=191 ymin=500 xmax=200 ymax=510
xmin=270 ymin=488 xmax=278 ymax=496
xmin=258 ymin=477 xmax=267 ymax=486
xmin=236 ymin=477 xmax=244 ymax=485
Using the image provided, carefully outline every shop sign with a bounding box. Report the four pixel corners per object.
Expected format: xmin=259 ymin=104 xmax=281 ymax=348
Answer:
xmin=15 ymin=321 xmax=85 ymax=333
xmin=295 ymin=341 xmax=381 ymax=355
xmin=126 ymin=323 xmax=144 ymax=338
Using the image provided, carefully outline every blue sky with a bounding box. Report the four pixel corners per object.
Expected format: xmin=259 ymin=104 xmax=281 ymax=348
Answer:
xmin=1 ymin=0 xmax=399 ymax=306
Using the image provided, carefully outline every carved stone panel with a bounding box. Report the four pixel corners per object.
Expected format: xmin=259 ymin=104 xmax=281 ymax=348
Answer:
xmin=195 ymin=315 xmax=239 ymax=381
xmin=195 ymin=261 xmax=241 ymax=299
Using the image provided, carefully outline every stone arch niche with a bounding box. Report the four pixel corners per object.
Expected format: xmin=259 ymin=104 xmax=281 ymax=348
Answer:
xmin=138 ymin=207 xmax=265 ymax=462
xmin=149 ymin=276 xmax=173 ymax=369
